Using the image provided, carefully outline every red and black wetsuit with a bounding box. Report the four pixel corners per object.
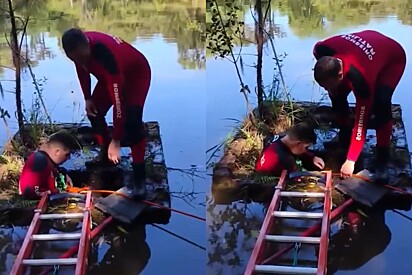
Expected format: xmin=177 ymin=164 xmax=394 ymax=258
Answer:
xmin=255 ymin=135 xmax=316 ymax=176
xmin=313 ymin=30 xmax=406 ymax=162
xmin=19 ymin=151 xmax=60 ymax=200
xmin=74 ymin=31 xmax=151 ymax=165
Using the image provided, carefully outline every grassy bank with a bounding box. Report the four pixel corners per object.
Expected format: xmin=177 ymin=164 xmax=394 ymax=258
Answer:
xmin=0 ymin=123 xmax=64 ymax=208
xmin=210 ymin=99 xmax=328 ymax=181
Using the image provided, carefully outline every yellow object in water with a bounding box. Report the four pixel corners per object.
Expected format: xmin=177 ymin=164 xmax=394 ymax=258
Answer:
xmin=356 ymin=209 xmax=369 ymax=218
xmin=117 ymin=225 xmax=128 ymax=234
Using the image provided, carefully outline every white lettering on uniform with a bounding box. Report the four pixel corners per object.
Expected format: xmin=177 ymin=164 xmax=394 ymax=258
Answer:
xmin=113 ymin=83 xmax=122 ymax=119
xmin=34 ymin=186 xmax=50 ymax=197
xmin=340 ymin=34 xmax=376 ymax=60
xmin=355 ymin=106 xmax=366 ymax=141
xmin=260 ymin=154 xmax=266 ymax=167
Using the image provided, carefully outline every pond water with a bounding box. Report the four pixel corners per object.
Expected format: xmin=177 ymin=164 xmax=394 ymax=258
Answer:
xmin=207 ymin=1 xmax=412 ymax=275
xmin=0 ymin=1 xmax=206 ymax=274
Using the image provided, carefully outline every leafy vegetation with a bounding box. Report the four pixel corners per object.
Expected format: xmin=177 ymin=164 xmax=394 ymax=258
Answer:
xmin=206 ymin=0 xmax=299 ymax=174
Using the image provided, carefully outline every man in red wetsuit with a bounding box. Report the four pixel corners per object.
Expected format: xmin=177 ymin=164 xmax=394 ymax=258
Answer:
xmin=255 ymin=123 xmax=325 ymax=176
xmin=61 ymin=28 xmax=151 ymax=200
xmin=19 ymin=130 xmax=79 ymax=200
xmin=312 ymin=30 xmax=406 ymax=182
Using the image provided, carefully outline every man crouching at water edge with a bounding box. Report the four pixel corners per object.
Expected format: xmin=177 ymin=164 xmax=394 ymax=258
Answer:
xmin=61 ymin=28 xmax=152 ymax=200
xmin=313 ymin=30 xmax=406 ymax=182
xmin=18 ymin=130 xmax=79 ymax=200
xmin=255 ymin=123 xmax=325 ymax=177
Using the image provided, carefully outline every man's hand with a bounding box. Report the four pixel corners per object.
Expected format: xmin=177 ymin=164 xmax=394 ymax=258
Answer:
xmin=340 ymin=159 xmax=355 ymax=179
xmin=65 ymin=174 xmax=74 ymax=188
xmin=108 ymin=139 xmax=121 ymax=164
xmin=85 ymin=99 xmax=98 ymax=117
xmin=312 ymin=156 xmax=325 ymax=170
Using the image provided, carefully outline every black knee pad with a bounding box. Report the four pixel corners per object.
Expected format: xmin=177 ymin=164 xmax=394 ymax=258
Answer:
xmin=330 ymin=95 xmax=350 ymax=114
xmin=373 ymin=85 xmax=393 ymax=125
xmin=124 ymin=106 xmax=146 ymax=145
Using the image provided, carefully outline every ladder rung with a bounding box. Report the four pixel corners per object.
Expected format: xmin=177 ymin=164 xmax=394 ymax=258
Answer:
xmin=272 ymin=211 xmax=323 ymax=219
xmin=39 ymin=213 xmax=84 ymax=219
xmin=280 ymin=191 xmax=324 ymax=198
xmin=23 ymin=258 xmax=78 ymax=266
xmin=265 ymin=235 xmax=321 ymax=244
xmin=31 ymin=233 xmax=82 ymax=241
xmin=255 ymin=265 xmax=317 ymax=274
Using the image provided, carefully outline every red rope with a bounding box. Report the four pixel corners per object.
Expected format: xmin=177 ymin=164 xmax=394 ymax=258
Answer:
xmin=330 ymin=172 xmax=412 ymax=196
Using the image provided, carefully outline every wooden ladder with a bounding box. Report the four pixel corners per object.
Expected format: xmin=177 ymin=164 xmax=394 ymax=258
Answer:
xmin=11 ymin=191 xmax=93 ymax=275
xmin=244 ymin=170 xmax=333 ymax=275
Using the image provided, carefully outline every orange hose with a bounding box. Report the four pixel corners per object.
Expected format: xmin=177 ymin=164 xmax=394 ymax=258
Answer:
xmin=66 ymin=186 xmax=90 ymax=193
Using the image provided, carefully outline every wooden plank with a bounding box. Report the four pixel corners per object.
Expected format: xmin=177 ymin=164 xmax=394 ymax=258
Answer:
xmin=334 ymin=170 xmax=389 ymax=207
xmin=94 ymin=187 xmax=148 ymax=224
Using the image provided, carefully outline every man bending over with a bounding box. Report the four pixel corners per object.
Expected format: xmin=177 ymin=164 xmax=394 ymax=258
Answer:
xmin=313 ymin=30 xmax=406 ymax=182
xmin=61 ymin=28 xmax=152 ymax=200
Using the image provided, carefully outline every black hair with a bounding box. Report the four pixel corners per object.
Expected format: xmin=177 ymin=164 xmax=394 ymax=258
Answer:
xmin=286 ymin=123 xmax=317 ymax=144
xmin=314 ymin=56 xmax=341 ymax=83
xmin=48 ymin=129 xmax=81 ymax=151
xmin=62 ymin=28 xmax=88 ymax=53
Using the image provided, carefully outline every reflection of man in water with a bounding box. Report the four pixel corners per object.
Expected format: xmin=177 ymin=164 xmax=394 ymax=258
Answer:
xmin=327 ymin=209 xmax=391 ymax=274
xmin=88 ymin=225 xmax=151 ymax=275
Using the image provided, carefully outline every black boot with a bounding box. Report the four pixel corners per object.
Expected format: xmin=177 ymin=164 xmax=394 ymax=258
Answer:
xmin=324 ymin=128 xmax=352 ymax=149
xmin=85 ymin=145 xmax=116 ymax=169
xmin=126 ymin=163 xmax=147 ymax=200
xmin=374 ymin=146 xmax=390 ymax=184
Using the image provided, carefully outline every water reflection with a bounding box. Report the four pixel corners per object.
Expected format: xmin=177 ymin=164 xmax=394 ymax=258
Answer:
xmin=26 ymin=222 xmax=150 ymax=275
xmin=206 ymin=199 xmax=263 ymax=275
xmin=0 ymin=0 xmax=205 ymax=76
xmin=88 ymin=225 xmax=150 ymax=275
xmin=279 ymin=0 xmax=412 ymax=38
xmin=328 ymin=210 xmax=391 ymax=273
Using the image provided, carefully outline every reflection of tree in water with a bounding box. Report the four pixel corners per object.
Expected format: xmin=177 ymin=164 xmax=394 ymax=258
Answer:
xmin=276 ymin=0 xmax=412 ymax=38
xmin=88 ymin=224 xmax=151 ymax=275
xmin=0 ymin=227 xmax=21 ymax=272
xmin=207 ymin=196 xmax=263 ymax=274
xmin=207 ymin=0 xmax=412 ymax=50
xmin=0 ymin=0 xmax=205 ymax=70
